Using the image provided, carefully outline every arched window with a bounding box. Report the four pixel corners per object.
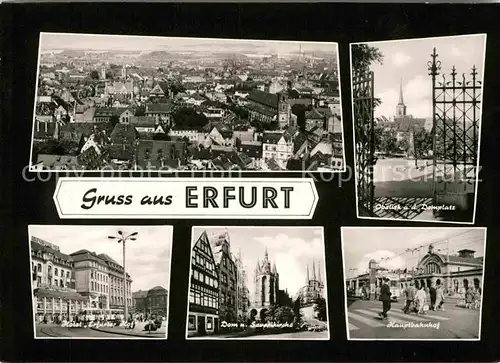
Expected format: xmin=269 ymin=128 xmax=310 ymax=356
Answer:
xmin=426 ymin=262 xmax=441 ymax=274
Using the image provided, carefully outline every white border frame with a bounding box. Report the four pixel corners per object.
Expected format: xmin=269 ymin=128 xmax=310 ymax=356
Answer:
xmin=28 ymin=32 xmax=346 ymax=174
xmin=349 ymin=33 xmax=487 ymax=225
xmin=340 ymin=226 xmax=487 ymax=341
xmin=185 ymin=225 xmax=330 ymax=340
xmin=28 ymin=224 xmax=174 ymax=340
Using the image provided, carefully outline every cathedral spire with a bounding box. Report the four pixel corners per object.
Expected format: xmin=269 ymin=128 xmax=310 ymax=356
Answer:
xmin=318 ymin=260 xmax=322 ymax=283
xmin=306 ymin=265 xmax=310 ymax=284
xmin=398 ymin=77 xmax=404 ymax=105
xmin=396 ymin=77 xmax=407 ymax=117
xmin=264 ymin=247 xmax=268 ymax=260
xmin=312 ymin=260 xmax=317 ymax=281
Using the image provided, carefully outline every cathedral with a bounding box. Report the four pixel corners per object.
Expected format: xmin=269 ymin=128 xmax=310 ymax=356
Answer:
xmin=297 ymin=260 xmax=325 ymax=306
xmin=249 ymin=248 xmax=280 ymax=321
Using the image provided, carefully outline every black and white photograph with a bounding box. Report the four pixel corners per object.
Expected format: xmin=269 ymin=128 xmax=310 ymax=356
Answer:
xmin=351 ymin=34 xmax=486 ymax=223
xmin=342 ymin=227 xmax=486 ymax=341
xmin=186 ymin=226 xmax=329 ymax=340
xmin=29 ymin=225 xmax=172 ymax=339
xmin=29 ymin=32 xmax=344 ymax=172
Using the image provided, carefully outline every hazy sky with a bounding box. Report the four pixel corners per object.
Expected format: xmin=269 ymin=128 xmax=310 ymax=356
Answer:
xmin=342 ymin=228 xmax=486 ymax=278
xmin=191 ymin=227 xmax=326 ymax=297
xmin=29 ymin=225 xmax=172 ymax=291
xmin=358 ymin=34 xmax=486 ymax=119
xmin=40 ymin=32 xmax=338 ymax=58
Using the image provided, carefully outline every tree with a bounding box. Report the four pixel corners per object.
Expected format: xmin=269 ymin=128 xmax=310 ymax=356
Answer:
xmin=172 ymin=108 xmax=208 ymax=128
xmin=153 ymin=133 xmax=171 ymax=141
xmin=291 ymin=103 xmax=311 ymax=117
xmin=110 ymin=115 xmax=120 ymax=128
xmin=379 ymin=129 xmax=398 ymax=155
xmin=89 ymin=70 xmax=99 ymax=80
xmin=273 ymin=306 xmax=295 ymax=324
xmin=413 ymin=127 xmax=433 ymax=161
xmin=351 ymin=44 xmax=384 ymax=74
xmin=351 ymin=44 xmax=384 ymax=108
xmin=313 ymin=298 xmax=327 ymax=321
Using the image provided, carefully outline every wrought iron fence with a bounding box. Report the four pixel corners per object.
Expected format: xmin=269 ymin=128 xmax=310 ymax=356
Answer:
xmin=352 ymin=71 xmax=375 ymax=214
xmin=428 ymin=48 xmax=481 ymax=198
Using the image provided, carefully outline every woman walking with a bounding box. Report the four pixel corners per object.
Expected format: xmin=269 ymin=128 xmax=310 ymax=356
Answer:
xmin=435 ymin=283 xmax=445 ymax=311
xmin=416 ymin=285 xmax=427 ymax=315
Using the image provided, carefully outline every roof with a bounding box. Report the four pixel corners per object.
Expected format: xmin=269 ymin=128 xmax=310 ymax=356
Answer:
xmin=106 ymin=81 xmax=134 ymax=93
xmin=435 ymin=253 xmax=483 ymax=266
xmin=35 ymin=154 xmax=80 ymax=170
xmin=35 ymin=287 xmax=87 ymax=301
xmin=94 ymin=107 xmax=129 ymax=118
xmin=130 ymin=116 xmax=157 ymax=127
xmin=310 ymin=142 xmax=334 ymax=157
xmin=110 ymin=124 xmax=138 ymax=145
xmin=305 ymin=108 xmax=325 ymax=120
xmin=262 ymin=132 xmax=290 ymax=144
xmin=33 ymin=120 xmax=56 ymax=139
xmin=246 ymin=102 xmax=276 ymax=118
xmin=97 ymin=253 xmax=119 ymax=264
xmin=146 ymin=102 xmax=174 ymax=113
xmin=247 ymin=89 xmax=278 ymax=109
xmin=31 ymin=239 xmax=73 ymax=263
xmin=316 ymin=107 xmax=333 ymax=118
xmin=136 ymin=139 xmax=187 ymax=169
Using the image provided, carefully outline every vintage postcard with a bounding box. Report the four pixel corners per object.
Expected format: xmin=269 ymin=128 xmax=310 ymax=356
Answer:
xmin=342 ymin=227 xmax=486 ymax=341
xmin=30 ymin=32 xmax=344 ymax=173
xmin=186 ymin=226 xmax=329 ymax=340
xmin=350 ymin=34 xmax=486 ymax=223
xmin=29 ymin=225 xmax=172 ymax=339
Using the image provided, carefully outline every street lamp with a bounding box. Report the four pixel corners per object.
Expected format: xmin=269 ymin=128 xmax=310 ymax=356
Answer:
xmin=108 ymin=230 xmax=138 ymax=324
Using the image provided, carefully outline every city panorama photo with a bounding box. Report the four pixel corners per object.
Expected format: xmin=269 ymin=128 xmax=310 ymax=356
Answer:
xmin=186 ymin=226 xmax=329 ymax=340
xmin=30 ymin=32 xmax=344 ymax=172
xmin=342 ymin=227 xmax=486 ymax=341
xmin=29 ymin=225 xmax=173 ymax=339
xmin=351 ymin=34 xmax=486 ymax=223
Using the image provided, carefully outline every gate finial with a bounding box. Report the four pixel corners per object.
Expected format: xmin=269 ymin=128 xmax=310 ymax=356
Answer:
xmin=427 ymin=47 xmax=441 ymax=77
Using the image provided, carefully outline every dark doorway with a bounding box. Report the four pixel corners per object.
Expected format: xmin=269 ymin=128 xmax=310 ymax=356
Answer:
xmin=214 ymin=318 xmax=219 ymax=333
xmin=197 ymin=316 xmax=206 ymax=336
xmin=463 ymin=279 xmax=469 ymax=290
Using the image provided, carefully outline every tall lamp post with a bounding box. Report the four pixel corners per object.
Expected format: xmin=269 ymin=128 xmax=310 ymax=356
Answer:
xmin=108 ymin=230 xmax=138 ymax=323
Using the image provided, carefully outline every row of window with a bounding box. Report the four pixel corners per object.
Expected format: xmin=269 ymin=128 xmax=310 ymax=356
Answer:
xmin=187 ymin=314 xmax=214 ymax=331
xmin=189 ymin=290 xmax=219 ymax=309
xmin=193 ymin=250 xmax=215 ymax=273
xmin=192 ymin=269 xmax=219 ymax=289
xmin=33 ymin=262 xmax=71 ymax=279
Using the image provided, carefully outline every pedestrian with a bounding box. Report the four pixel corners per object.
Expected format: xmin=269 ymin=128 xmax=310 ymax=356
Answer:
xmin=378 ymin=277 xmax=392 ymax=320
xmin=435 ymin=283 xmax=445 ymax=311
xmin=465 ymin=287 xmax=474 ymax=309
xmin=473 ymin=288 xmax=481 ymax=310
xmin=403 ymin=281 xmax=417 ymax=314
xmin=416 ymin=285 xmax=427 ymax=315
xmin=429 ymin=283 xmax=437 ymax=311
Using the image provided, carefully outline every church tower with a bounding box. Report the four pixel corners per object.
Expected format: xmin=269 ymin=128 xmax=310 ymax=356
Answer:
xmin=277 ymin=90 xmax=293 ymax=129
xmin=253 ymin=247 xmax=279 ymax=308
xmin=396 ymin=77 xmax=407 ymax=117
xmin=121 ymin=64 xmax=127 ymax=79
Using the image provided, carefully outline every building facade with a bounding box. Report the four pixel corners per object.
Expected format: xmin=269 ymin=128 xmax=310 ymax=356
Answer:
xmin=233 ymin=250 xmax=250 ymax=322
xmin=412 ymin=244 xmax=484 ymax=294
xmin=296 ymin=261 xmax=325 ymax=306
xmin=209 ymin=231 xmax=238 ymax=323
xmin=31 ymin=237 xmax=89 ymax=323
xmin=187 ymin=231 xmax=220 ymax=337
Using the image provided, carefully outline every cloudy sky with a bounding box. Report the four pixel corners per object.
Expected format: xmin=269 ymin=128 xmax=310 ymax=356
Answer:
xmin=192 ymin=227 xmax=326 ymax=298
xmin=342 ymin=228 xmax=486 ymax=278
xmin=358 ymin=34 xmax=486 ymax=119
xmin=29 ymin=225 xmax=172 ymax=291
xmin=40 ymin=32 xmax=337 ymax=58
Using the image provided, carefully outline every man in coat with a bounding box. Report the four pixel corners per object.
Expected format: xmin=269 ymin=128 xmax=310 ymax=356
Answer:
xmin=429 ymin=283 xmax=437 ymax=311
xmin=378 ymin=277 xmax=392 ymax=320
xmin=403 ymin=281 xmax=417 ymax=314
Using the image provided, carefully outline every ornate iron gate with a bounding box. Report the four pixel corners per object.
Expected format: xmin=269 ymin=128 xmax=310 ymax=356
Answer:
xmin=353 ymin=71 xmax=375 ymax=215
xmin=428 ymin=48 xmax=481 ymax=208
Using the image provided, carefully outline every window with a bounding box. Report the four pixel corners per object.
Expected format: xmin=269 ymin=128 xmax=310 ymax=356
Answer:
xmin=55 ymin=268 xmax=58 ymax=276
xmin=37 ymin=263 xmax=41 ymax=272
xmin=188 ymin=315 xmax=196 ymax=330
xmin=207 ymin=317 xmax=213 ymax=330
